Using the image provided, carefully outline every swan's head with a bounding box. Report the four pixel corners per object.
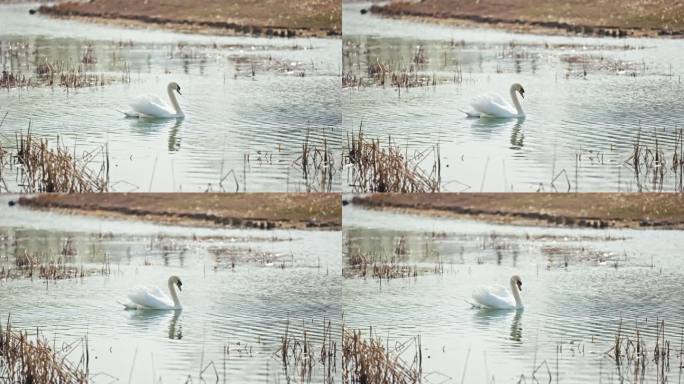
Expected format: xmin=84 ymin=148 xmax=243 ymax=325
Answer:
xmin=511 ymin=83 xmax=525 ymax=99
xmin=168 ymin=82 xmax=182 ymax=96
xmin=169 ymin=275 xmax=183 ymax=292
xmin=510 ymin=275 xmax=522 ymax=291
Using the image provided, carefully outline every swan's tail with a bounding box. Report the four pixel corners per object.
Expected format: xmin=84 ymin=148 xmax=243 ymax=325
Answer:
xmin=117 ymin=109 xmax=140 ymax=118
xmin=465 ymin=299 xmax=486 ymax=309
xmin=117 ymin=300 xmax=140 ymax=310
xmin=458 ymin=108 xmax=480 ymax=118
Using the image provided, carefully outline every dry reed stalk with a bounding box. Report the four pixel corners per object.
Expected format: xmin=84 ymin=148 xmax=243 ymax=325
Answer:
xmin=275 ymin=319 xmax=338 ymax=383
xmin=342 ymin=327 xmax=421 ymax=384
xmin=625 ymin=127 xmax=667 ymax=191
xmin=0 ymin=315 xmax=89 ymax=383
xmin=345 ymin=125 xmax=440 ymax=193
xmin=0 ymin=126 xmax=109 ymax=193
xmin=294 ymin=129 xmax=336 ymax=192
xmin=606 ymin=318 xmax=674 ymax=382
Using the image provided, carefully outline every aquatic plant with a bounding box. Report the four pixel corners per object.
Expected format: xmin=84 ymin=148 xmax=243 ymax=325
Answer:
xmin=625 ymin=127 xmax=669 ymax=192
xmin=0 ymin=70 xmax=30 ymax=89
xmin=342 ymin=326 xmax=422 ymax=384
xmin=606 ymin=318 xmax=676 ymax=383
xmin=345 ymin=124 xmax=441 ymax=193
xmin=0 ymin=125 xmax=109 ymax=193
xmin=0 ymin=315 xmax=89 ymax=383
xmin=81 ymin=44 xmax=97 ymax=64
xmin=294 ymin=129 xmax=336 ymax=192
xmin=344 ymin=234 xmax=447 ymax=280
xmin=276 ymin=319 xmax=338 ymax=383
xmin=0 ymin=39 xmax=129 ymax=90
xmin=672 ymin=127 xmax=684 ymax=192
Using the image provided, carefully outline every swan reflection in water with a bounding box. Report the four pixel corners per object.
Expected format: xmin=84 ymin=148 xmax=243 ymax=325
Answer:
xmin=472 ymin=308 xmax=524 ymax=343
xmin=127 ymin=309 xmax=183 ymax=340
xmin=128 ymin=117 xmax=183 ymax=152
xmin=469 ymin=116 xmax=526 ymax=150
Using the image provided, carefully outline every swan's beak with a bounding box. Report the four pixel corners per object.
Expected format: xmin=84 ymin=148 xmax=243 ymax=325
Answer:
xmin=177 ymin=281 xmax=183 ymax=291
xmin=517 ymin=280 xmax=522 ymax=291
xmin=176 ymin=86 xmax=182 ymax=96
xmin=520 ymin=89 xmax=525 ymax=99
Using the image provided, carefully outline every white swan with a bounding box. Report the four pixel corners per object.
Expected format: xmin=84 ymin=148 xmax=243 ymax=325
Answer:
xmin=121 ymin=275 xmax=183 ymax=310
xmin=470 ymin=275 xmax=523 ymax=309
xmin=464 ymin=83 xmax=525 ymax=118
xmin=122 ymin=82 xmax=185 ymax=118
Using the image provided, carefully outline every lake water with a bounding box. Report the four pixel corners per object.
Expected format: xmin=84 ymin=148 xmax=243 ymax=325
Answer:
xmin=343 ymin=2 xmax=684 ymax=192
xmin=343 ymin=204 xmax=684 ymax=383
xmin=0 ymin=3 xmax=341 ymax=192
xmin=0 ymin=195 xmax=341 ymax=383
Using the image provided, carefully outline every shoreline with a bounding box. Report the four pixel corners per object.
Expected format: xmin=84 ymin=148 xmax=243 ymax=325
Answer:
xmin=368 ymin=3 xmax=684 ymax=39
xmin=351 ymin=193 xmax=684 ymax=230
xmin=16 ymin=193 xmax=341 ymax=230
xmin=37 ymin=3 xmax=340 ymax=39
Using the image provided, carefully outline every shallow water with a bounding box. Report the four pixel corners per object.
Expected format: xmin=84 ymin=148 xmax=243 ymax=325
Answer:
xmin=343 ymin=2 xmax=684 ymax=192
xmin=0 ymin=196 xmax=341 ymax=383
xmin=0 ymin=3 xmax=341 ymax=192
xmin=343 ymin=204 xmax=684 ymax=383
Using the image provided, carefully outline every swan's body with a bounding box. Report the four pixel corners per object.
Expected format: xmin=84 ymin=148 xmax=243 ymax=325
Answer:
xmin=465 ymin=83 xmax=525 ymax=118
xmin=122 ymin=82 xmax=184 ymax=118
xmin=470 ymin=275 xmax=523 ymax=309
xmin=122 ymin=275 xmax=183 ymax=310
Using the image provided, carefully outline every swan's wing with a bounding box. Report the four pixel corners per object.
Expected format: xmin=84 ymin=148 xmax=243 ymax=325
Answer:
xmin=488 ymin=284 xmax=509 ymax=297
xmin=472 ymin=284 xmax=516 ymax=309
xmin=127 ymin=285 xmax=174 ymax=309
xmin=470 ymin=93 xmax=517 ymax=118
xmin=129 ymin=95 xmax=175 ymax=118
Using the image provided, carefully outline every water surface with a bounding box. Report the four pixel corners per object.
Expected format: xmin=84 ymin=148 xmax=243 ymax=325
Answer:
xmin=344 ymin=204 xmax=684 ymax=382
xmin=0 ymin=3 xmax=341 ymax=192
xmin=0 ymin=195 xmax=341 ymax=383
xmin=343 ymin=2 xmax=684 ymax=192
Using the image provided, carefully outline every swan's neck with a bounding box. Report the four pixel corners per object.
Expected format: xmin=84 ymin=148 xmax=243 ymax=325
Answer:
xmin=509 ymin=87 xmax=525 ymax=117
xmin=167 ymin=86 xmax=183 ymax=117
xmin=168 ymin=280 xmax=181 ymax=309
xmin=510 ymin=280 xmax=523 ymax=308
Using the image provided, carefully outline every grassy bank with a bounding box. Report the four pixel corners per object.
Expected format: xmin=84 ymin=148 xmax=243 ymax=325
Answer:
xmin=370 ymin=0 xmax=684 ymax=37
xmin=352 ymin=193 xmax=684 ymax=229
xmin=38 ymin=0 xmax=340 ymax=38
xmin=18 ymin=193 xmax=341 ymax=230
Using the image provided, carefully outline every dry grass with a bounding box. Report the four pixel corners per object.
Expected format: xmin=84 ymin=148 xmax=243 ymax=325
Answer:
xmin=671 ymin=127 xmax=684 ymax=192
xmin=0 ymin=246 xmax=111 ymax=281
xmin=0 ymin=125 xmax=109 ymax=193
xmin=342 ymin=59 xmax=438 ymax=89
xmin=293 ymin=129 xmax=336 ymax=192
xmin=352 ymin=193 xmax=684 ymax=229
xmin=0 ymin=315 xmax=89 ymax=383
xmin=606 ymin=319 xmax=676 ymax=383
xmin=344 ymin=236 xmax=444 ymax=279
xmin=39 ymin=0 xmax=340 ymax=37
xmin=0 ymin=70 xmax=30 ymax=88
xmin=625 ymin=127 xmax=684 ymax=192
xmin=372 ymin=0 xmax=684 ymax=36
xmin=276 ymin=319 xmax=338 ymax=383
xmin=19 ymin=193 xmax=341 ymax=229
xmin=342 ymin=327 xmax=422 ymax=384
xmin=345 ymin=125 xmax=441 ymax=193
xmin=1 ymin=55 xmax=129 ymax=90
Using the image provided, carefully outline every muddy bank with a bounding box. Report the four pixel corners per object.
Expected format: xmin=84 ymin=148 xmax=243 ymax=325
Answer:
xmin=17 ymin=193 xmax=341 ymax=230
xmin=369 ymin=0 xmax=684 ymax=38
xmin=351 ymin=193 xmax=684 ymax=229
xmin=37 ymin=0 xmax=340 ymax=38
